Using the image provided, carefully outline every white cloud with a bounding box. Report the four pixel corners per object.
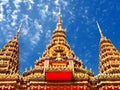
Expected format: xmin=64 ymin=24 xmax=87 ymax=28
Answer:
xmin=13 ymin=0 xmax=22 ymax=9
xmin=22 ymin=28 xmax=28 ymax=36
xmin=23 ymin=0 xmax=35 ymax=10
xmin=0 ymin=0 xmax=9 ymax=22
xmin=34 ymin=19 xmax=43 ymax=33
xmin=29 ymin=0 xmax=34 ymax=4
xmin=54 ymin=0 xmax=68 ymax=7
xmin=61 ymin=0 xmax=68 ymax=7
xmin=52 ymin=11 xmax=57 ymax=16
xmin=29 ymin=20 xmax=43 ymax=45
xmin=45 ymin=5 xmax=48 ymax=12
xmin=0 ymin=0 xmax=9 ymax=5
xmin=45 ymin=30 xmax=51 ymax=39
xmin=40 ymin=5 xmax=49 ymax=20
xmin=13 ymin=0 xmax=34 ymax=10
xmin=54 ymin=0 xmax=59 ymax=6
xmin=11 ymin=21 xmax=16 ymax=26
xmin=11 ymin=10 xmax=19 ymax=26
xmin=11 ymin=14 xmax=17 ymax=21
xmin=22 ymin=14 xmax=32 ymax=25
xmin=0 ymin=13 xmax=4 ymax=22
xmin=30 ymin=32 xmax=40 ymax=45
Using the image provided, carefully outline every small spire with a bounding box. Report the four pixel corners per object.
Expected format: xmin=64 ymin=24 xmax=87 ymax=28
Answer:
xmin=16 ymin=22 xmax=22 ymax=38
xmin=18 ymin=21 xmax=22 ymax=33
xmin=58 ymin=8 xmax=61 ymax=15
xmin=96 ymin=21 xmax=104 ymax=38
xmin=57 ymin=9 xmax=62 ymax=29
xmin=14 ymin=22 xmax=22 ymax=40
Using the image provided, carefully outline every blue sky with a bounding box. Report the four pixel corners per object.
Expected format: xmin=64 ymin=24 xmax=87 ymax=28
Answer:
xmin=0 ymin=0 xmax=120 ymax=76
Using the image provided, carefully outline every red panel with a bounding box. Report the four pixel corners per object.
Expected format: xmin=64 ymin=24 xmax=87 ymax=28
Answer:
xmin=46 ymin=87 xmax=51 ymax=90
xmin=3 ymin=88 xmax=8 ymax=90
xmin=51 ymin=62 xmax=68 ymax=66
xmin=53 ymin=87 xmax=58 ymax=90
xmin=107 ymin=87 xmax=113 ymax=90
xmin=59 ymin=87 xmax=64 ymax=90
xmin=102 ymin=88 xmax=106 ymax=90
xmin=46 ymin=72 xmax=72 ymax=81
xmin=79 ymin=87 xmax=84 ymax=90
xmin=10 ymin=88 xmax=15 ymax=90
xmin=114 ymin=88 xmax=119 ymax=90
xmin=0 ymin=88 xmax=16 ymax=90
xmin=66 ymin=87 xmax=71 ymax=90
xmin=40 ymin=87 xmax=44 ymax=90
xmin=33 ymin=87 xmax=38 ymax=90
xmin=72 ymin=87 xmax=78 ymax=90
xmin=0 ymin=88 xmax=15 ymax=90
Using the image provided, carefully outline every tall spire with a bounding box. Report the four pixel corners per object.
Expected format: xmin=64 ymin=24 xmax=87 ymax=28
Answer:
xmin=96 ymin=21 xmax=104 ymax=38
xmin=57 ymin=9 xmax=62 ymax=29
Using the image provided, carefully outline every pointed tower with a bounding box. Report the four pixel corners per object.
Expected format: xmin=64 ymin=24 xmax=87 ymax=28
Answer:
xmin=42 ymin=12 xmax=74 ymax=60
xmin=33 ymin=12 xmax=77 ymax=76
xmin=50 ymin=12 xmax=67 ymax=45
xmin=23 ymin=13 xmax=93 ymax=90
xmin=0 ymin=23 xmax=22 ymax=74
xmin=97 ymin=21 xmax=120 ymax=74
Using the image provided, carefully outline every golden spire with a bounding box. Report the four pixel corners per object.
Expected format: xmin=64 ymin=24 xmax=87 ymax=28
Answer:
xmin=57 ymin=10 xmax=62 ymax=29
xmin=96 ymin=21 xmax=104 ymax=38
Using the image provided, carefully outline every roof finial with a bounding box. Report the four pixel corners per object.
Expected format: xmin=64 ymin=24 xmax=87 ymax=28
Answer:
xmin=96 ymin=21 xmax=104 ymax=38
xmin=17 ymin=21 xmax=23 ymax=36
xmin=18 ymin=21 xmax=22 ymax=33
xmin=58 ymin=8 xmax=61 ymax=15
xmin=57 ymin=8 xmax=62 ymax=29
xmin=15 ymin=21 xmax=22 ymax=40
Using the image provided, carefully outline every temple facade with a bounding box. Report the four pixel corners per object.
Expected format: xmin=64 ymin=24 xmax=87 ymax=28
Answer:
xmin=0 ymin=13 xmax=120 ymax=90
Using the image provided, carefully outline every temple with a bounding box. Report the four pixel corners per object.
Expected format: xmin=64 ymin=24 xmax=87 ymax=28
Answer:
xmin=0 ymin=13 xmax=120 ymax=90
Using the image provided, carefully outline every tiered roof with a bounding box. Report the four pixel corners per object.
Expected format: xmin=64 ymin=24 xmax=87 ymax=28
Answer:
xmin=95 ymin=21 xmax=120 ymax=89
xmin=0 ymin=23 xmax=22 ymax=74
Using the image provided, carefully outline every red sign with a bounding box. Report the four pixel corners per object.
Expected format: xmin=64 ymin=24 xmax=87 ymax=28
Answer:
xmin=46 ymin=72 xmax=72 ymax=81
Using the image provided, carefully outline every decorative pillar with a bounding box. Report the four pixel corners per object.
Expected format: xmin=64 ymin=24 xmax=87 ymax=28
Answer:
xmin=44 ymin=59 xmax=49 ymax=74
xmin=69 ymin=60 xmax=74 ymax=72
